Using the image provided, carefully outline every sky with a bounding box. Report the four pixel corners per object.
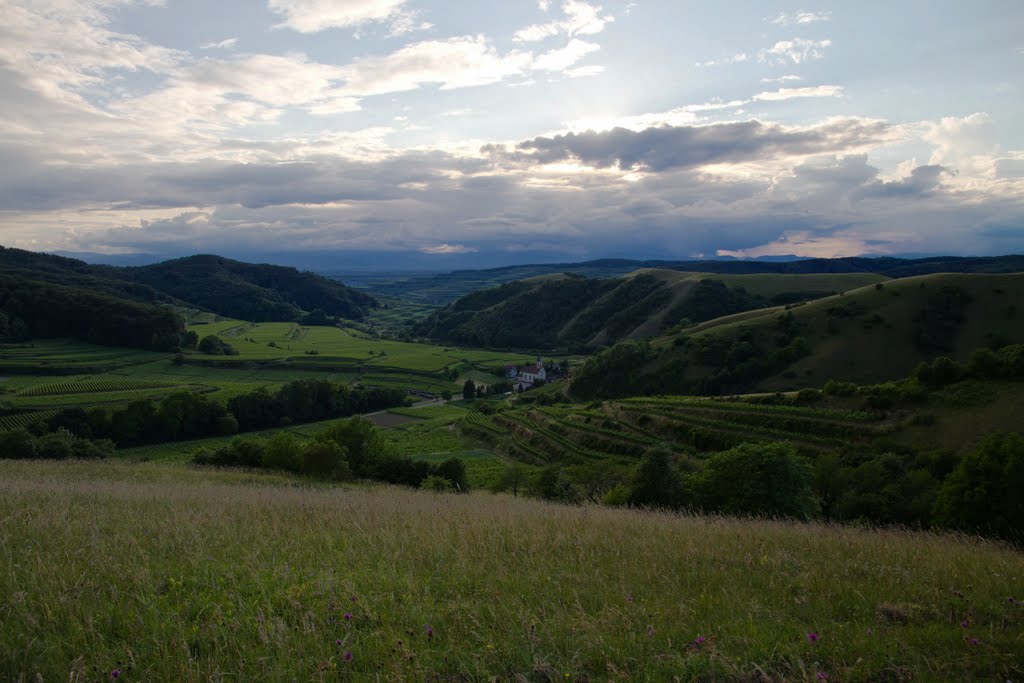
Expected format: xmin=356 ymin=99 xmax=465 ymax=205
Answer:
xmin=0 ymin=0 xmax=1022 ymax=269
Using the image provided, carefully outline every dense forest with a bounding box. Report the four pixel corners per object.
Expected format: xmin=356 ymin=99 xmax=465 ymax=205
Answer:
xmin=0 ymin=275 xmax=185 ymax=351
xmin=0 ymin=247 xmax=377 ymax=324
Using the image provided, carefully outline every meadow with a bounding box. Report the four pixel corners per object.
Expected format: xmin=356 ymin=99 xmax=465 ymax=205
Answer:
xmin=0 ymin=459 xmax=1020 ymax=681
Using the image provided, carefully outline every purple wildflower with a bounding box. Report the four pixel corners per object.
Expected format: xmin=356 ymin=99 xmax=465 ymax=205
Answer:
xmin=424 ymin=624 xmax=434 ymax=638
xmin=806 ymin=632 xmax=819 ymax=644
xmin=960 ymin=620 xmax=969 ymax=628
xmin=867 ymin=627 xmax=872 ymax=636
xmin=335 ymin=639 xmax=342 ymax=646
xmin=344 ymin=651 xmax=353 ymax=661
xmin=816 ymin=674 xmax=829 ymax=681
xmin=344 ymin=612 xmax=352 ymax=622
xmin=111 ymin=671 xmax=121 ymax=680
xmin=694 ymin=635 xmax=706 ymax=645
xmin=970 ymin=637 xmax=980 ymax=646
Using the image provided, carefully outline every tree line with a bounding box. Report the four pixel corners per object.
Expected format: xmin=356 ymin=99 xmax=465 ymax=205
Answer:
xmin=193 ymin=416 xmax=470 ymax=492
xmin=1 ymin=379 xmax=407 ymax=450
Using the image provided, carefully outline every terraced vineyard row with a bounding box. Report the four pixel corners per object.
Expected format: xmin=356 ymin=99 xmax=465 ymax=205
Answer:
xmin=457 ymin=396 xmax=896 ymax=466
xmin=18 ymin=378 xmax=176 ymax=397
xmin=0 ymin=410 xmax=57 ymax=432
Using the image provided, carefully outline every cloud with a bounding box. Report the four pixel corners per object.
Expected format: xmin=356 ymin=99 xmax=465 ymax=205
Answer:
xmin=514 ymin=0 xmax=613 ymax=42
xmin=753 ymin=85 xmax=843 ymax=101
xmin=266 ymin=0 xmax=412 ymax=33
xmin=758 ymin=38 xmax=832 ymax=64
xmin=510 ymin=118 xmax=889 ymax=172
xmin=419 ymin=243 xmax=479 ymax=254
xmin=200 ymin=38 xmax=238 ymax=50
xmin=534 ymin=39 xmax=600 ymax=71
xmin=769 ymin=11 xmax=831 ymax=26
xmin=339 ymin=36 xmax=533 ymax=96
xmin=695 ymin=53 xmax=748 ymax=68
xmin=760 ymin=74 xmax=802 ymax=83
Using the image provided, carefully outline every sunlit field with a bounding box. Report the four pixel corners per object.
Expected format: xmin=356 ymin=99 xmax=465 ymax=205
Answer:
xmin=1 ymin=460 xmax=1020 ymax=681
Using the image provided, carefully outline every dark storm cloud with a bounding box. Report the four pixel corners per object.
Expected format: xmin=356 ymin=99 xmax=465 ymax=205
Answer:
xmin=506 ymin=119 xmax=890 ymax=171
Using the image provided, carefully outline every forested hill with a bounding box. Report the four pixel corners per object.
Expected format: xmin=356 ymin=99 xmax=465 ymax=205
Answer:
xmin=570 ymin=272 xmax=1024 ymax=399
xmin=115 ymin=255 xmax=377 ymax=322
xmin=412 ymin=270 xmax=887 ymax=351
xmin=0 ymin=247 xmax=377 ymax=322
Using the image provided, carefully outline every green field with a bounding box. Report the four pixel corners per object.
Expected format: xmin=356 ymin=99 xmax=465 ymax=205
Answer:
xmin=1 ymin=459 xmax=1020 ymax=681
xmin=0 ymin=321 xmax=536 ymax=427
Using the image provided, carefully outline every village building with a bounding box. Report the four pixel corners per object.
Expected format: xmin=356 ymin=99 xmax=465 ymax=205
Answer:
xmin=506 ymin=356 xmax=547 ymax=391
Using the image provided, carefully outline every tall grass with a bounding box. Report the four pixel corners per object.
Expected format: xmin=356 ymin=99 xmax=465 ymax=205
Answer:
xmin=0 ymin=460 xmax=1021 ymax=681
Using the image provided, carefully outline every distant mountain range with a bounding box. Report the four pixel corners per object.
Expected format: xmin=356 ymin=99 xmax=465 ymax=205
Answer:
xmin=340 ymin=255 xmax=1024 ymax=306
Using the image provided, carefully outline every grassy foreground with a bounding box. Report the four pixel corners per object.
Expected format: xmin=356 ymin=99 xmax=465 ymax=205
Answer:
xmin=1 ymin=461 xmax=1021 ymax=682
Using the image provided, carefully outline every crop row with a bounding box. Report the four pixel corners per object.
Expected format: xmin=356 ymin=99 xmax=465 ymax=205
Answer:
xmin=18 ymin=378 xmax=174 ymax=397
xmin=621 ymin=395 xmax=875 ymax=422
xmin=0 ymin=410 xmax=57 ymax=432
xmin=618 ymin=405 xmax=836 ymax=449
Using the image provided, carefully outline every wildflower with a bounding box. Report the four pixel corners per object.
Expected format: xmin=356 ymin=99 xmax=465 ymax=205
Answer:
xmin=625 ymin=593 xmax=634 ymax=603
xmin=817 ymin=674 xmax=829 ymax=681
xmin=111 ymin=671 xmax=121 ymax=680
xmin=960 ymin=620 xmax=969 ymax=628
xmin=694 ymin=635 xmax=706 ymax=645
xmin=344 ymin=613 xmax=352 ymax=622
xmin=344 ymin=651 xmax=353 ymax=662
xmin=335 ymin=639 xmax=342 ymax=646
xmin=970 ymin=637 xmax=980 ymax=646
xmin=867 ymin=627 xmax=872 ymax=636
xmin=424 ymin=624 xmax=434 ymax=638
xmin=806 ymin=632 xmax=819 ymax=644
xmin=647 ymin=625 xmax=656 ymax=637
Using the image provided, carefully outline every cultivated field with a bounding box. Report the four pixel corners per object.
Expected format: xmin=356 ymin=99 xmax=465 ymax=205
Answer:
xmin=0 ymin=460 xmax=1020 ymax=681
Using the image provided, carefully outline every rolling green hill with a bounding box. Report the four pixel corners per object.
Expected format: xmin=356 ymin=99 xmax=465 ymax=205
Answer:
xmin=571 ymin=273 xmax=1024 ymax=398
xmin=413 ymin=269 xmax=887 ymax=351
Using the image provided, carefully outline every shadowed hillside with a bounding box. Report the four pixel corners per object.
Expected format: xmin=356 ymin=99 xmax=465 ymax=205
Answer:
xmin=414 ymin=270 xmax=888 ymax=351
xmin=0 ymin=247 xmax=377 ymax=323
xmin=571 ymin=273 xmax=1024 ymax=398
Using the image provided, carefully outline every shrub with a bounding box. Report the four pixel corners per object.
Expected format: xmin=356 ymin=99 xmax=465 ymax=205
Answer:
xmin=421 ymin=475 xmax=453 ymax=492
xmin=262 ymin=432 xmax=301 ymax=472
xmin=434 ymin=457 xmax=469 ymax=492
xmin=300 ymin=441 xmax=351 ymax=480
xmin=932 ymin=433 xmax=1024 ymax=540
xmin=695 ymin=443 xmax=817 ymax=520
xmin=629 ymin=448 xmax=686 ymax=510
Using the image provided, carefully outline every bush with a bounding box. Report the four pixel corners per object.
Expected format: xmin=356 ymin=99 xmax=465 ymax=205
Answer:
xmin=421 ymin=475 xmax=453 ymax=492
xmin=434 ymin=457 xmax=469 ymax=492
xmin=300 ymin=441 xmax=351 ymax=480
xmin=932 ymin=433 xmax=1024 ymax=540
xmin=823 ymin=380 xmax=857 ymax=397
xmin=629 ymin=448 xmax=686 ymax=510
xmin=262 ymin=432 xmax=301 ymax=472
xmin=695 ymin=443 xmax=817 ymax=520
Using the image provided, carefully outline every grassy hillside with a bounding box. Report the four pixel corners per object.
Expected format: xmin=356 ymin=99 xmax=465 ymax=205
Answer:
xmin=1 ymin=459 xmax=1020 ymax=681
xmin=414 ymin=270 xmax=887 ymax=352
xmin=572 ymin=273 xmax=1024 ymax=398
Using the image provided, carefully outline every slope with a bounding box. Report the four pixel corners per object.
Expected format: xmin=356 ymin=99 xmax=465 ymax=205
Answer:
xmin=413 ymin=270 xmax=886 ymax=351
xmin=571 ymin=272 xmax=1024 ymax=398
xmin=0 ymin=247 xmax=377 ymax=322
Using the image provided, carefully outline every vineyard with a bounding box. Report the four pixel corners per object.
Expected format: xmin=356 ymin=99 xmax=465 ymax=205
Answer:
xmin=17 ymin=378 xmax=176 ymax=397
xmin=0 ymin=410 xmax=58 ymax=432
xmin=458 ymin=396 xmax=898 ymax=465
